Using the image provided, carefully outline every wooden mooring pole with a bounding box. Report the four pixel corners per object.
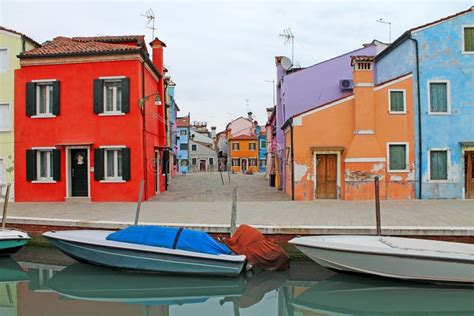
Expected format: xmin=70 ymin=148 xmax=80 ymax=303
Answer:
xmin=2 ymin=184 xmax=11 ymax=229
xmin=374 ymin=176 xmax=381 ymax=236
xmin=134 ymin=180 xmax=145 ymax=226
xmin=230 ymin=186 xmax=237 ymax=236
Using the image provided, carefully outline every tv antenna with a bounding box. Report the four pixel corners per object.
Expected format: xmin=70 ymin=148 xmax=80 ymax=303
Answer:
xmin=141 ymin=9 xmax=156 ymax=39
xmin=376 ymin=18 xmax=392 ymax=43
xmin=245 ymin=98 xmax=250 ymax=113
xmin=279 ymin=28 xmax=294 ymax=64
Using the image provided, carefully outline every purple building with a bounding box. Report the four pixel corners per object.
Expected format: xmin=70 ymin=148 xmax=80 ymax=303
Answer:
xmin=274 ymin=40 xmax=387 ymax=191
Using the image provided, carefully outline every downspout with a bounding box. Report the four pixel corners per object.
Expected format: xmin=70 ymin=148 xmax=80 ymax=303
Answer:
xmin=290 ymin=122 xmax=295 ymax=201
xmin=141 ymin=61 xmax=148 ymax=200
xmin=409 ymin=35 xmax=422 ymax=199
xmin=164 ymin=91 xmax=169 ymax=191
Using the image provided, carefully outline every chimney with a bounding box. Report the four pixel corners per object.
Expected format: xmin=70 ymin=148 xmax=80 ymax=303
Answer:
xmin=149 ymin=38 xmax=167 ymax=74
xmin=247 ymin=111 xmax=253 ymax=120
xmin=266 ymin=107 xmax=274 ymax=119
xmin=351 ymin=56 xmax=375 ymax=133
xmin=211 ymin=126 xmax=216 ymax=139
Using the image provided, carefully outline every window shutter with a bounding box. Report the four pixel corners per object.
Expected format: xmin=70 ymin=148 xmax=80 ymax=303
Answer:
xmin=163 ymin=150 xmax=170 ymax=175
xmin=430 ymin=151 xmax=447 ymax=180
xmin=430 ymin=83 xmax=448 ymax=113
xmin=94 ymin=148 xmax=104 ymax=180
xmin=465 ymin=27 xmax=474 ymax=52
xmin=26 ymin=82 xmax=36 ymax=116
xmin=122 ymin=147 xmax=131 ymax=181
xmin=93 ymin=79 xmax=104 ymax=114
xmin=26 ymin=149 xmax=36 ymax=181
xmin=52 ymin=81 xmax=60 ymax=115
xmin=121 ymin=78 xmax=130 ymax=113
xmin=390 ymin=91 xmax=404 ymax=112
xmin=52 ymin=149 xmax=61 ymax=181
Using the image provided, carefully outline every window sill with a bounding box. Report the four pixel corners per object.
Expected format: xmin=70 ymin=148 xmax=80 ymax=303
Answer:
xmin=31 ymin=114 xmax=56 ymax=119
xmin=427 ymin=112 xmax=451 ymax=116
xmin=32 ymin=180 xmax=57 ymax=183
xmin=98 ymin=112 xmax=125 ymax=116
xmin=100 ymin=179 xmax=126 ymax=183
xmin=427 ymin=180 xmax=451 ymax=183
xmin=388 ymin=111 xmax=407 ymax=115
xmin=0 ymin=129 xmax=12 ymax=132
xmin=388 ymin=169 xmax=410 ymax=173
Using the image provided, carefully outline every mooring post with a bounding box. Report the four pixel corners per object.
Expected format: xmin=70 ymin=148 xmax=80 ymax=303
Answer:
xmin=220 ymin=171 xmax=224 ymax=185
xmin=374 ymin=176 xmax=381 ymax=236
xmin=230 ymin=186 xmax=237 ymax=236
xmin=134 ymin=180 xmax=145 ymax=226
xmin=2 ymin=184 xmax=11 ymax=229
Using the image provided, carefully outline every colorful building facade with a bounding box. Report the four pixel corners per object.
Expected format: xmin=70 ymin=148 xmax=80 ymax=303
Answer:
xmin=14 ymin=35 xmax=167 ymax=202
xmin=257 ymin=126 xmax=267 ymax=173
xmin=176 ymin=115 xmax=190 ymax=174
xmin=165 ymin=78 xmax=179 ymax=178
xmin=229 ymin=135 xmax=259 ymax=173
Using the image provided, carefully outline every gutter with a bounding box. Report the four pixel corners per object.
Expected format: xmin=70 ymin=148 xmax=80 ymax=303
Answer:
xmin=290 ymin=122 xmax=295 ymax=201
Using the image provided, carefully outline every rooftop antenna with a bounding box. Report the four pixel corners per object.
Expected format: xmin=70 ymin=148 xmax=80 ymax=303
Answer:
xmin=279 ymin=28 xmax=294 ymax=64
xmin=141 ymin=8 xmax=156 ymax=39
xmin=245 ymin=98 xmax=250 ymax=113
xmin=376 ymin=18 xmax=392 ymax=43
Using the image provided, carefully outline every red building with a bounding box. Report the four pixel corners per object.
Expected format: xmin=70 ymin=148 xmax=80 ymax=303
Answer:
xmin=14 ymin=35 xmax=168 ymax=201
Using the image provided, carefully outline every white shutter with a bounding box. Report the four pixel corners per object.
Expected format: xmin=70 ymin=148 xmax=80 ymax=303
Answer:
xmin=0 ymin=103 xmax=10 ymax=131
xmin=0 ymin=49 xmax=7 ymax=73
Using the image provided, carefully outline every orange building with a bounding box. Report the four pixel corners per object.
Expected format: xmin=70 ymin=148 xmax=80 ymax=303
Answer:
xmin=229 ymin=135 xmax=259 ymax=173
xmin=283 ymin=56 xmax=415 ymax=200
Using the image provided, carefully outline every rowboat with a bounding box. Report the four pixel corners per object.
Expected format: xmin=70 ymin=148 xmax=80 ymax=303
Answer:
xmin=0 ymin=229 xmax=30 ymax=256
xmin=43 ymin=230 xmax=246 ymax=276
xmin=289 ymin=235 xmax=474 ymax=283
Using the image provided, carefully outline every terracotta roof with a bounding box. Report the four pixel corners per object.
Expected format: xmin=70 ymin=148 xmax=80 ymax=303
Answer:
xmin=72 ymin=35 xmax=145 ymax=45
xmin=177 ymin=116 xmax=190 ymax=127
xmin=0 ymin=26 xmax=40 ymax=47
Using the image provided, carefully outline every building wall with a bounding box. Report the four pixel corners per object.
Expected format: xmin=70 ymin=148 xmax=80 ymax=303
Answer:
xmin=226 ymin=117 xmax=254 ymax=137
xmin=177 ymin=126 xmax=189 ymax=173
xmin=229 ymin=139 xmax=259 ymax=173
xmin=189 ymin=140 xmax=217 ymax=172
xmin=258 ymin=134 xmax=267 ymax=173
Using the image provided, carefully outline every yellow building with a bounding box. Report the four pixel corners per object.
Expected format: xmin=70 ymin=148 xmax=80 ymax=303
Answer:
xmin=0 ymin=26 xmax=39 ymax=199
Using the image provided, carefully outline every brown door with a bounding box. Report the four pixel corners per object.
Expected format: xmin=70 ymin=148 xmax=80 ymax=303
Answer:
xmin=199 ymin=160 xmax=206 ymax=172
xmin=465 ymin=151 xmax=473 ymax=199
xmin=316 ymin=154 xmax=338 ymax=199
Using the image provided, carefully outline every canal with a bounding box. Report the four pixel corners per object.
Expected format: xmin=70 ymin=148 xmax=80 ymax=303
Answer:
xmin=2 ymin=246 xmax=473 ymax=315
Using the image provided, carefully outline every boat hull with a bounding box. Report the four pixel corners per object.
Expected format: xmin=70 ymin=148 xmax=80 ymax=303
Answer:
xmin=45 ymin=236 xmax=245 ymax=277
xmin=0 ymin=239 xmax=28 ymax=257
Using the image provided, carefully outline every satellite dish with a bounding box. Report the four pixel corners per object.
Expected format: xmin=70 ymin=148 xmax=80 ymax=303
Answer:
xmin=280 ymin=56 xmax=293 ymax=71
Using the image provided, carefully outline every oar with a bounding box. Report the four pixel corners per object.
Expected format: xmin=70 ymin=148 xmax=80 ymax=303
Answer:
xmin=2 ymin=183 xmax=11 ymax=229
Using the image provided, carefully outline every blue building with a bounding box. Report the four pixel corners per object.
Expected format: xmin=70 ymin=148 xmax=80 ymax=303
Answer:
xmin=256 ymin=126 xmax=267 ymax=173
xmin=376 ymin=7 xmax=474 ymax=199
xmin=166 ymin=81 xmax=180 ymax=176
xmin=177 ymin=114 xmax=190 ymax=174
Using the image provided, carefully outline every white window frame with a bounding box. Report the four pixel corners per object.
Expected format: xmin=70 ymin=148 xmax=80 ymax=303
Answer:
xmin=180 ymin=129 xmax=187 ymax=136
xmin=0 ymin=102 xmax=11 ymax=131
xmin=35 ymin=149 xmax=54 ymax=182
xmin=386 ymin=142 xmax=409 ymax=172
xmin=35 ymin=82 xmax=55 ymax=117
xmin=103 ymin=79 xmax=123 ymax=114
xmin=103 ymin=148 xmax=123 ymax=182
xmin=462 ymin=25 xmax=474 ymax=54
xmin=0 ymin=48 xmax=8 ymax=73
xmin=232 ymin=143 xmax=239 ymax=151
xmin=249 ymin=142 xmax=256 ymax=151
xmin=427 ymin=80 xmax=451 ymax=115
xmin=388 ymin=89 xmax=406 ymax=114
xmin=427 ymin=148 xmax=451 ymax=183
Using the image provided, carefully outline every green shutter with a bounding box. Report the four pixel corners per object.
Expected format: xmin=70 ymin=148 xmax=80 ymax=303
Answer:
xmin=26 ymin=149 xmax=36 ymax=181
xmin=93 ymin=79 xmax=104 ymax=114
xmin=430 ymin=151 xmax=448 ymax=180
xmin=122 ymin=147 xmax=131 ymax=181
xmin=389 ymin=145 xmax=407 ymax=170
xmin=429 ymin=83 xmax=448 ymax=113
xmin=52 ymin=81 xmax=60 ymax=115
xmin=464 ymin=27 xmax=474 ymax=52
xmin=52 ymin=149 xmax=61 ymax=181
xmin=26 ymin=82 xmax=36 ymax=116
xmin=390 ymin=91 xmax=404 ymax=112
xmin=122 ymin=78 xmax=130 ymax=113
xmin=94 ymin=148 xmax=104 ymax=180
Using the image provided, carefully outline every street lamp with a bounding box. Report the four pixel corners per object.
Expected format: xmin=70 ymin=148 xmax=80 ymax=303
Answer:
xmin=376 ymin=18 xmax=392 ymax=43
xmin=138 ymin=92 xmax=162 ymax=109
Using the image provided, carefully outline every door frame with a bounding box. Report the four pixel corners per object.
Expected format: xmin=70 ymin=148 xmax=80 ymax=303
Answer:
xmin=241 ymin=158 xmax=248 ymax=173
xmin=155 ymin=150 xmax=160 ymax=194
xmin=313 ymin=151 xmax=341 ymax=199
xmin=464 ymin=150 xmax=473 ymax=199
xmin=199 ymin=159 xmax=207 ymax=172
xmin=66 ymin=146 xmax=90 ymax=198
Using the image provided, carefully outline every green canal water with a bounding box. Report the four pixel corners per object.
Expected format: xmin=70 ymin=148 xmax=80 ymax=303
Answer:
xmin=1 ymin=246 xmax=473 ymax=315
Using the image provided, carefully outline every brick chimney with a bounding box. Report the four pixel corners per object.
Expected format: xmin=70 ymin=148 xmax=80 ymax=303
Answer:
xmin=150 ymin=38 xmax=167 ymax=74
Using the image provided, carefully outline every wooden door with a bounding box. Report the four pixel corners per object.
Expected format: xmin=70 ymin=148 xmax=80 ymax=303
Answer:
xmin=71 ymin=149 xmax=88 ymax=197
xmin=465 ymin=151 xmax=473 ymax=199
xmin=199 ymin=160 xmax=206 ymax=172
xmin=241 ymin=159 xmax=248 ymax=172
xmin=316 ymin=154 xmax=337 ymax=199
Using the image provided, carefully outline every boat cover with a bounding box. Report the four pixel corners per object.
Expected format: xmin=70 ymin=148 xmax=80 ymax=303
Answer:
xmin=224 ymin=224 xmax=289 ymax=271
xmin=106 ymin=226 xmax=232 ymax=256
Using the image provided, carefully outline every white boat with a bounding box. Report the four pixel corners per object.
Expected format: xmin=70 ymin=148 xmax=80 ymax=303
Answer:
xmin=0 ymin=229 xmax=30 ymax=256
xmin=289 ymin=235 xmax=474 ymax=283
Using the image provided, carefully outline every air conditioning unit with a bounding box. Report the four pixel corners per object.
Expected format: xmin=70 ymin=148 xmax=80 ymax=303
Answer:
xmin=339 ymin=79 xmax=353 ymax=91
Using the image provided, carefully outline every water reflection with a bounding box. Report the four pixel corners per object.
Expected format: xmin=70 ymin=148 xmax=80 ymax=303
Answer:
xmin=1 ymin=254 xmax=473 ymax=315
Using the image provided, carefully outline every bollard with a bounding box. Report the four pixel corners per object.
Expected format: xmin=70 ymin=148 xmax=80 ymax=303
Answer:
xmin=230 ymin=186 xmax=237 ymax=236
xmin=374 ymin=176 xmax=381 ymax=236
xmin=2 ymin=184 xmax=11 ymax=229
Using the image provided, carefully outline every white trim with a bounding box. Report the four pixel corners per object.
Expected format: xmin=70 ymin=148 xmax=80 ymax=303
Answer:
xmin=388 ymin=89 xmax=407 ymax=114
xmin=31 ymin=114 xmax=56 ymax=119
xmin=427 ymin=148 xmax=451 ymax=183
xmin=0 ymin=30 xmax=21 ymax=39
xmin=99 ymin=179 xmax=126 ymax=183
xmin=374 ymin=73 xmax=413 ymax=91
xmin=66 ymin=146 xmax=91 ymax=198
xmin=313 ymin=151 xmax=341 ymax=199
xmin=0 ymin=102 xmax=11 ymax=131
xmin=297 ymin=95 xmax=355 ymax=120
xmin=31 ymin=146 xmax=56 ymax=150
xmin=31 ymin=79 xmax=58 ymax=83
xmin=103 ymin=149 xmax=123 ymax=181
xmin=292 ymin=116 xmax=302 ymax=126
xmin=99 ymin=145 xmax=126 ymax=149
xmin=427 ymin=80 xmax=451 ymax=115
xmin=35 ymin=82 xmax=54 ymax=116
xmin=353 ymin=83 xmax=374 ymax=87
xmin=98 ymin=112 xmax=125 ymax=117
xmin=353 ymin=130 xmax=374 ymax=135
xmin=32 ymin=180 xmax=57 ymax=184
xmin=36 ymin=150 xmax=53 ymax=181
xmin=462 ymin=25 xmax=474 ymax=54
xmin=344 ymin=157 xmax=386 ymax=163
xmin=386 ymin=142 xmax=410 ymax=172
xmin=98 ymin=76 xmax=126 ymax=79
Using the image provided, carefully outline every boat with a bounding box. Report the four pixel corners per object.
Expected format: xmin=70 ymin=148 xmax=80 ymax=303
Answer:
xmin=0 ymin=229 xmax=30 ymax=256
xmin=0 ymin=258 xmax=29 ymax=283
xmin=0 ymin=258 xmax=29 ymax=316
xmin=290 ymin=274 xmax=474 ymax=315
xmin=289 ymin=235 xmax=474 ymax=283
xmin=43 ymin=230 xmax=246 ymax=276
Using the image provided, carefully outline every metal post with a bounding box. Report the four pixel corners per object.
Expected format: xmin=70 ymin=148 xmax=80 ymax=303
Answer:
xmin=2 ymin=184 xmax=11 ymax=229
xmin=220 ymin=171 xmax=224 ymax=185
xmin=134 ymin=180 xmax=145 ymax=226
xmin=374 ymin=176 xmax=381 ymax=236
xmin=230 ymin=186 xmax=237 ymax=236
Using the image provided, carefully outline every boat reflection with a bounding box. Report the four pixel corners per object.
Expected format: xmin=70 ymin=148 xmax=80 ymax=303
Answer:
xmin=0 ymin=258 xmax=28 ymax=315
xmin=290 ymin=273 xmax=474 ymax=315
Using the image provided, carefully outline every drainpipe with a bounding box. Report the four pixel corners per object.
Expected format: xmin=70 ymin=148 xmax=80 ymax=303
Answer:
xmin=141 ymin=61 xmax=148 ymax=200
xmin=409 ymin=35 xmax=422 ymax=199
xmin=290 ymin=122 xmax=295 ymax=201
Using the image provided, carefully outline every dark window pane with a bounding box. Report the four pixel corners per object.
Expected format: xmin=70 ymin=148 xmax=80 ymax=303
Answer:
xmin=390 ymin=91 xmax=404 ymax=112
xmin=389 ymin=145 xmax=407 ymax=170
xmin=430 ymin=150 xmax=448 ymax=180
xmin=429 ymin=83 xmax=448 ymax=113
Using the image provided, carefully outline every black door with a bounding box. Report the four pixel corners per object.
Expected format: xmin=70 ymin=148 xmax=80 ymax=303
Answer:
xmin=71 ymin=149 xmax=88 ymax=197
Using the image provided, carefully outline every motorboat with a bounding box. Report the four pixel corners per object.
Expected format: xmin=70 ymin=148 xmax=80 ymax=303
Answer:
xmin=43 ymin=230 xmax=246 ymax=277
xmin=0 ymin=229 xmax=30 ymax=257
xmin=289 ymin=235 xmax=474 ymax=283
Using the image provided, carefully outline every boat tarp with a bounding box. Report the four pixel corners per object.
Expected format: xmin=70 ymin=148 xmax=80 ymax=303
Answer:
xmin=106 ymin=226 xmax=232 ymax=256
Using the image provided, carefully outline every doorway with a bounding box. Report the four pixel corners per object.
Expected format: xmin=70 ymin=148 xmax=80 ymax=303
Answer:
xmin=315 ymin=154 xmax=338 ymax=199
xmin=465 ymin=151 xmax=473 ymax=199
xmin=241 ymin=159 xmax=248 ymax=173
xmin=155 ymin=150 xmax=160 ymax=194
xmin=70 ymin=149 xmax=88 ymax=197
xmin=199 ymin=159 xmax=207 ymax=172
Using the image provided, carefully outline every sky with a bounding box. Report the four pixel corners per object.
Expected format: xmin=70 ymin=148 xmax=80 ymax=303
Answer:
xmin=1 ymin=0 xmax=471 ymax=131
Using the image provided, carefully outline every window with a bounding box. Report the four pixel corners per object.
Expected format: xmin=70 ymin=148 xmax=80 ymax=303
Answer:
xmin=463 ymin=26 xmax=474 ymax=53
xmin=36 ymin=83 xmax=54 ymax=115
xmin=389 ymin=90 xmax=406 ymax=113
xmin=428 ymin=81 xmax=450 ymax=114
xmin=191 ymin=158 xmax=197 ymax=165
xmin=0 ymin=103 xmax=10 ymax=131
xmin=249 ymin=158 xmax=257 ymax=166
xmin=232 ymin=158 xmax=240 ymax=166
xmin=104 ymin=149 xmax=123 ymax=180
xmin=0 ymin=158 xmax=5 ymax=186
xmin=37 ymin=150 xmax=53 ymax=180
xmin=180 ymin=129 xmax=187 ymax=136
xmin=104 ymin=80 xmax=123 ymax=113
xmin=0 ymin=48 xmax=7 ymax=73
xmin=191 ymin=144 xmax=197 ymax=151
xmin=388 ymin=143 xmax=408 ymax=171
xmin=430 ymin=150 xmax=448 ymax=181
xmin=260 ymin=140 xmax=267 ymax=148
xmin=209 ymin=157 xmax=214 ymax=165
xmin=180 ymin=143 xmax=188 ymax=150
xmin=260 ymin=159 xmax=267 ymax=167
xmin=249 ymin=143 xmax=256 ymax=150
xmin=232 ymin=143 xmax=240 ymax=151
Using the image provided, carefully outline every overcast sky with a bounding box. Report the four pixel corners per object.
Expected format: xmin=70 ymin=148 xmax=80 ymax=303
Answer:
xmin=1 ymin=0 xmax=471 ymax=131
